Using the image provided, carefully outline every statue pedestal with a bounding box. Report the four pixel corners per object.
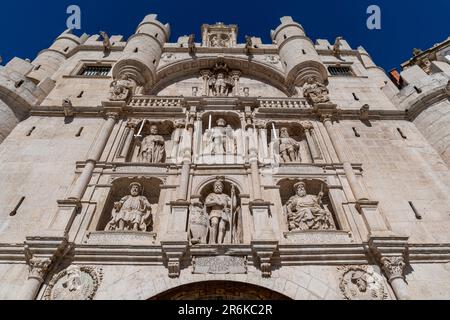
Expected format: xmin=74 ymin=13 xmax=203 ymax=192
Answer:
xmin=43 ymin=199 xmax=81 ymax=238
xmin=163 ymin=201 xmax=190 ymax=242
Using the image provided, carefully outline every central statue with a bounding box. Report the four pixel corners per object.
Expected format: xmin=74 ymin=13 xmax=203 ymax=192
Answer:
xmin=138 ymin=125 xmax=166 ymax=163
xmin=285 ymin=181 xmax=335 ymax=231
xmin=204 ymin=179 xmax=233 ymax=244
xmin=203 ymin=118 xmax=236 ymax=155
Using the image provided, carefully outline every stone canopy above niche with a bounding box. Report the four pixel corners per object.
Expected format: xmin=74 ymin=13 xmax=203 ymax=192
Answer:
xmin=201 ymin=22 xmax=238 ymax=48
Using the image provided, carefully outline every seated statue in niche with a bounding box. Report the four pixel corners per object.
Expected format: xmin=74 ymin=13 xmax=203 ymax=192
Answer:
xmin=138 ymin=125 xmax=166 ymax=163
xmin=109 ymin=74 xmax=136 ymax=102
xmin=105 ymin=182 xmax=154 ymax=232
xmin=203 ymin=118 xmax=236 ymax=155
xmin=302 ymin=77 xmax=330 ymax=105
xmin=277 ymin=127 xmax=301 ymax=163
xmin=285 ymin=182 xmax=336 ymax=231
xmin=204 ymin=178 xmax=240 ymax=244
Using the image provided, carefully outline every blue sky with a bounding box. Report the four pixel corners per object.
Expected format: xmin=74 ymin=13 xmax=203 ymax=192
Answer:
xmin=0 ymin=0 xmax=449 ymax=71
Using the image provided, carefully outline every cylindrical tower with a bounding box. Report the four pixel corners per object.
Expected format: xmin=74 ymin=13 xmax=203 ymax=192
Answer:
xmin=271 ymin=16 xmax=327 ymax=86
xmin=112 ymin=14 xmax=170 ymax=90
xmin=357 ymin=46 xmax=391 ymax=88
xmin=26 ymin=29 xmax=87 ymax=85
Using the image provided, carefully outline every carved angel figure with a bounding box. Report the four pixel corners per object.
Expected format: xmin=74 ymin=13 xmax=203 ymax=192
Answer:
xmin=203 ymin=118 xmax=236 ymax=155
xmin=285 ymin=182 xmax=335 ymax=231
xmin=105 ymin=182 xmax=154 ymax=232
xmin=109 ymin=74 xmax=136 ymax=102
xmin=302 ymin=77 xmax=330 ymax=105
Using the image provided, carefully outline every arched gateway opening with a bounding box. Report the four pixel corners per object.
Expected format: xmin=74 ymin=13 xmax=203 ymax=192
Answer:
xmin=150 ymin=281 xmax=292 ymax=300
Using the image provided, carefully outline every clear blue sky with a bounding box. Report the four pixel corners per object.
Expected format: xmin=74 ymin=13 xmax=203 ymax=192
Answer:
xmin=0 ymin=0 xmax=449 ymax=71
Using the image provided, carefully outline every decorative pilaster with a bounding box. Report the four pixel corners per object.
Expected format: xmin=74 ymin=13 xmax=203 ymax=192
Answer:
xmin=119 ymin=120 xmax=138 ymax=159
xmin=231 ymin=71 xmax=241 ymax=96
xmin=300 ymin=121 xmax=321 ymax=161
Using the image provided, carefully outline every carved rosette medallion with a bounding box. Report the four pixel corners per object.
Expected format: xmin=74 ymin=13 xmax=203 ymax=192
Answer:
xmin=338 ymin=266 xmax=388 ymax=300
xmin=43 ymin=266 xmax=103 ymax=300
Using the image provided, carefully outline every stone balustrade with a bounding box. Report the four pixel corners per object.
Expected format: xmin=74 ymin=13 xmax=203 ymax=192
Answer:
xmin=258 ymin=98 xmax=311 ymax=109
xmin=129 ymin=96 xmax=183 ymax=108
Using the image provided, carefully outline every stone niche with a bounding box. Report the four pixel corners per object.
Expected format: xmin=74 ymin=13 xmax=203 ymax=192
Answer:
xmin=277 ymin=179 xmax=351 ymax=244
xmin=86 ymin=177 xmax=162 ymax=245
xmin=196 ymin=112 xmax=244 ymax=164
xmin=188 ymin=178 xmax=244 ymax=245
xmin=267 ymin=123 xmax=312 ymax=164
xmin=125 ymin=120 xmax=176 ymax=164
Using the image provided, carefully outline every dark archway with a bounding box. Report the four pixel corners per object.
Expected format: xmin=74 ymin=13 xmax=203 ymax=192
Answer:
xmin=150 ymin=281 xmax=292 ymax=300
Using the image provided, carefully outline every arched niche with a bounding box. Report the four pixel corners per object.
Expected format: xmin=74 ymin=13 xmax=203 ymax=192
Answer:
xmin=127 ymin=120 xmax=176 ymax=163
xmin=149 ymin=281 xmax=291 ymax=300
xmin=267 ymin=122 xmax=311 ymax=164
xmin=201 ymin=112 xmax=241 ymax=132
xmin=96 ymin=176 xmax=163 ymax=232
xmin=277 ymin=178 xmax=339 ymax=231
xmin=152 ymin=56 xmax=292 ymax=97
xmin=189 ymin=177 xmax=243 ymax=245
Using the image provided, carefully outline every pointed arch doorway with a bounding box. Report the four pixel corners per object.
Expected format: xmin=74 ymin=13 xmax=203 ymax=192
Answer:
xmin=150 ymin=281 xmax=291 ymax=300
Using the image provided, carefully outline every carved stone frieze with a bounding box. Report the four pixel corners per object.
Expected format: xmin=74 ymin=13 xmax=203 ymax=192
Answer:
xmin=43 ymin=266 xmax=103 ymax=300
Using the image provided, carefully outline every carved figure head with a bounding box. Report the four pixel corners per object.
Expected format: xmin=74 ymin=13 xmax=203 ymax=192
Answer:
xmin=213 ymin=179 xmax=224 ymax=194
xmin=294 ymin=182 xmax=307 ymax=197
xmin=149 ymin=125 xmax=159 ymax=135
xmin=129 ymin=182 xmax=142 ymax=196
xmin=351 ymin=271 xmax=368 ymax=292
xmin=216 ymin=118 xmax=227 ymax=127
xmin=280 ymin=127 xmax=290 ymax=138
xmin=63 ymin=266 xmax=82 ymax=292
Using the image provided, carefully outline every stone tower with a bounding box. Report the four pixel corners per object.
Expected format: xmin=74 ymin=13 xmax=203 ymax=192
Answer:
xmin=0 ymin=14 xmax=449 ymax=300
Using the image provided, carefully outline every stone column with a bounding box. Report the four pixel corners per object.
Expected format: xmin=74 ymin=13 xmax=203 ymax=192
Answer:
xmin=200 ymin=70 xmax=212 ymax=96
xmin=177 ymin=120 xmax=193 ymax=201
xmin=321 ymin=114 xmax=368 ymax=202
xmin=69 ymin=112 xmax=118 ymax=201
xmin=301 ymin=121 xmax=321 ymax=161
xmin=119 ymin=121 xmax=137 ymax=158
xmin=19 ymin=258 xmax=52 ymax=300
xmin=381 ymin=256 xmax=411 ymax=300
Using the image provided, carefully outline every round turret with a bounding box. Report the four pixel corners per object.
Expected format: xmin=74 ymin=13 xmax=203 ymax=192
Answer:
xmin=271 ymin=16 xmax=327 ymax=86
xmin=112 ymin=14 xmax=170 ymax=90
xmin=27 ymin=29 xmax=86 ymax=85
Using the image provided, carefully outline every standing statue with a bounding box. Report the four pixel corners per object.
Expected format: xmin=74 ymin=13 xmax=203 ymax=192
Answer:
xmin=285 ymin=182 xmax=335 ymax=231
xmin=277 ymin=127 xmax=301 ymax=163
xmin=109 ymin=74 xmax=136 ymax=102
xmin=203 ymin=118 xmax=236 ymax=155
xmin=105 ymin=182 xmax=154 ymax=232
xmin=204 ymin=179 xmax=234 ymax=244
xmin=302 ymin=77 xmax=330 ymax=105
xmin=138 ymin=125 xmax=166 ymax=163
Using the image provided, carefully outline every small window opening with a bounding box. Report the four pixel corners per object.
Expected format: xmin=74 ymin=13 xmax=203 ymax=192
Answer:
xmin=26 ymin=127 xmax=36 ymax=136
xmin=302 ymin=49 xmax=306 ymax=54
xmin=9 ymin=197 xmax=25 ymax=216
xmin=64 ymin=47 xmax=70 ymax=52
xmin=153 ymin=59 xmax=156 ymax=65
xmin=134 ymin=47 xmax=139 ymax=53
xmin=77 ymin=91 xmax=84 ymax=98
xmin=15 ymin=80 xmax=24 ymax=88
xmin=409 ymin=201 xmax=422 ymax=220
xmin=76 ymin=127 xmax=84 ymax=137
xmin=414 ymin=86 xmax=422 ymax=94
xmin=397 ymin=128 xmax=407 ymax=139
xmin=34 ymin=65 xmax=41 ymax=71
xmin=155 ymin=33 xmax=159 ymax=38
xmin=352 ymin=127 xmax=361 ymax=137
xmin=283 ymin=34 xmax=287 ymax=40
xmin=352 ymin=93 xmax=360 ymax=101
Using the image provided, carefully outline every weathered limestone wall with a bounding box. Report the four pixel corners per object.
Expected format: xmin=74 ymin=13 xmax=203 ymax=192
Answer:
xmin=339 ymin=119 xmax=450 ymax=243
xmin=405 ymin=263 xmax=450 ymax=299
xmin=0 ymin=264 xmax=28 ymax=300
xmin=0 ymin=116 xmax=104 ymax=243
xmin=0 ymin=99 xmax=22 ymax=142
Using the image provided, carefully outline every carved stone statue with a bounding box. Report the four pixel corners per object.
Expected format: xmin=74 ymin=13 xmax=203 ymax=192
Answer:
xmin=285 ymin=182 xmax=335 ymax=231
xmin=277 ymin=127 xmax=301 ymax=163
xmin=203 ymin=118 xmax=236 ymax=155
xmin=99 ymin=31 xmax=112 ymax=52
xmin=204 ymin=179 xmax=235 ymax=244
xmin=188 ymin=199 xmax=209 ymax=245
xmin=109 ymin=74 xmax=136 ymax=102
xmin=209 ymin=72 xmax=233 ymax=97
xmin=210 ymin=34 xmax=230 ymax=48
xmin=105 ymin=182 xmax=154 ymax=232
xmin=138 ymin=125 xmax=166 ymax=163
xmin=302 ymin=77 xmax=330 ymax=105
xmin=62 ymin=97 xmax=74 ymax=117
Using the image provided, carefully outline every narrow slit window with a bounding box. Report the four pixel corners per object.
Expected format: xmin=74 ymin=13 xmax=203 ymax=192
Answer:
xmin=155 ymin=33 xmax=159 ymax=38
xmin=77 ymin=91 xmax=84 ymax=98
xmin=134 ymin=47 xmax=139 ymax=53
xmin=284 ymin=34 xmax=287 ymax=40
xmin=153 ymin=59 xmax=157 ymax=65
xmin=414 ymin=86 xmax=422 ymax=94
xmin=302 ymin=49 xmax=306 ymax=54
xmin=397 ymin=128 xmax=407 ymax=139
xmin=352 ymin=93 xmax=360 ymax=101
xmin=409 ymin=201 xmax=422 ymax=220
xmin=64 ymin=47 xmax=70 ymax=52
xmin=15 ymin=80 xmax=24 ymax=88
xmin=10 ymin=197 xmax=25 ymax=217
xmin=352 ymin=127 xmax=360 ymax=137
xmin=76 ymin=127 xmax=84 ymax=137
xmin=26 ymin=127 xmax=36 ymax=136
xmin=34 ymin=65 xmax=41 ymax=71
